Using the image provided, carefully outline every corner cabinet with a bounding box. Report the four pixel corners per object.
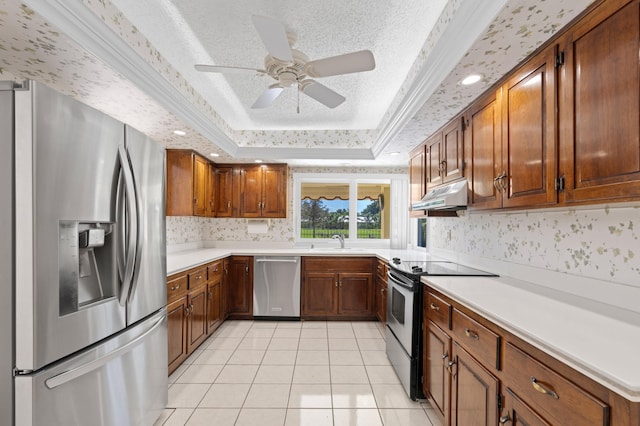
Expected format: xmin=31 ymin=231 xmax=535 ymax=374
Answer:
xmin=409 ymin=144 xmax=427 ymax=217
xmin=423 ymin=286 xmax=637 ymax=426
xmin=238 ymin=164 xmax=288 ymax=218
xmin=301 ymin=257 xmax=375 ymax=320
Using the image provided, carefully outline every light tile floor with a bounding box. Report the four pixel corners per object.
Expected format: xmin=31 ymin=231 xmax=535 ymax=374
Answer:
xmin=155 ymin=320 xmax=442 ymax=426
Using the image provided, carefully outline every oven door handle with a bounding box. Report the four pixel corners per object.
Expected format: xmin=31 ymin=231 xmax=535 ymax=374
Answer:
xmin=387 ymin=271 xmax=417 ymax=291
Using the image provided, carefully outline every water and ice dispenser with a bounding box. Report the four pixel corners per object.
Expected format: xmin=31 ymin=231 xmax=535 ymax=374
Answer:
xmin=58 ymin=221 xmax=117 ymax=316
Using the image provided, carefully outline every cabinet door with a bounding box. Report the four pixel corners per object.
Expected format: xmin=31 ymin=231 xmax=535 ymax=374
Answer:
xmin=221 ymin=258 xmax=230 ymax=319
xmin=559 ymin=0 xmax=640 ymax=204
xmin=502 ymin=388 xmax=552 ymax=426
xmin=215 ymin=166 xmax=233 ymax=217
xmin=374 ymin=278 xmax=387 ymax=323
xmin=206 ymin=279 xmax=222 ymax=335
xmin=425 ymin=322 xmax=452 ymax=424
xmin=205 ymin=163 xmax=216 ymax=217
xmin=166 ymin=150 xmax=194 ymax=216
xmin=409 ymin=144 xmax=426 ymax=217
xmin=262 ymin=165 xmax=287 ymax=218
xmin=239 ymin=166 xmax=262 ymax=218
xmin=467 ymin=91 xmax=503 ymax=210
xmin=187 ymin=284 xmax=208 ymax=352
xmin=501 ymin=45 xmax=557 ymax=208
xmin=302 ymin=271 xmax=338 ymax=316
xmin=338 ymin=272 xmax=373 ymax=317
xmin=192 ymin=154 xmax=208 ymax=217
xmin=167 ymin=295 xmax=188 ymax=375
xmin=228 ymin=256 xmax=253 ymax=317
xmin=426 ymin=133 xmax=443 ymax=189
xmin=451 ymin=342 xmax=499 ymax=426
xmin=442 ymin=117 xmax=464 ymax=184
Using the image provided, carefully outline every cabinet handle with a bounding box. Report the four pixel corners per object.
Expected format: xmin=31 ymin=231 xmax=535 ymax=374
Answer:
xmin=429 ymin=303 xmax=440 ymax=311
xmin=336 ymin=281 xmax=338 ymax=287
xmin=194 ymin=197 xmax=198 ymax=205
xmin=339 ymin=280 xmax=342 ymax=287
xmin=245 ymin=266 xmax=249 ymax=273
xmin=464 ymin=328 xmax=479 ymax=340
xmin=499 ymin=414 xmax=511 ymax=424
xmin=170 ymin=284 xmax=180 ymax=291
xmin=441 ymin=351 xmax=448 ymax=360
xmin=530 ymin=376 xmax=559 ymax=399
xmin=184 ymin=306 xmax=190 ymax=317
xmin=500 ymin=171 xmax=508 ymax=192
xmin=447 ymin=360 xmax=457 ymax=377
xmin=380 ymin=288 xmax=385 ymax=294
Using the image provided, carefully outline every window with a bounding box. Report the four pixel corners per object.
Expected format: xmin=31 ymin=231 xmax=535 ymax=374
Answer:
xmin=295 ymin=175 xmax=390 ymax=243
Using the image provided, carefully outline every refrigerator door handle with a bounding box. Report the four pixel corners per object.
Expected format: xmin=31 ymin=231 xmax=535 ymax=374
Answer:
xmin=116 ymin=145 xmax=139 ymax=306
xmin=44 ymin=310 xmax=165 ymax=389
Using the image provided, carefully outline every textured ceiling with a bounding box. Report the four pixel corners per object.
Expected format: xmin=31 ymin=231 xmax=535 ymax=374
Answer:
xmin=2 ymin=0 xmax=595 ymax=167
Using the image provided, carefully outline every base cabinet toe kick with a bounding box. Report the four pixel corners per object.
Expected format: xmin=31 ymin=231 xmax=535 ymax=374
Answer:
xmin=422 ymin=286 xmax=639 ymax=426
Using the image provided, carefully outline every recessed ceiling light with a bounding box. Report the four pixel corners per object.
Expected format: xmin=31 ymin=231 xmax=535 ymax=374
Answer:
xmin=388 ymin=151 xmax=400 ymax=156
xmin=173 ymin=130 xmax=186 ymax=136
xmin=254 ymin=159 xmax=263 ymax=163
xmin=210 ymin=153 xmax=220 ymax=157
xmin=461 ymin=74 xmax=483 ymax=85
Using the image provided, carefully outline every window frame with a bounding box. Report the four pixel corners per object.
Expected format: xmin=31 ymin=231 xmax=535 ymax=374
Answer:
xmin=293 ymin=173 xmax=391 ymax=246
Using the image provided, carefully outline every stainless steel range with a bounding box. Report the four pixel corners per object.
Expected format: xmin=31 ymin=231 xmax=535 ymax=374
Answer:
xmin=385 ymin=258 xmax=497 ymax=400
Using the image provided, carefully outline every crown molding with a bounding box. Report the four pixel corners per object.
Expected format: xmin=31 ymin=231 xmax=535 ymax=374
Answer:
xmin=370 ymin=0 xmax=509 ymax=158
xmin=24 ymin=0 xmax=239 ymax=156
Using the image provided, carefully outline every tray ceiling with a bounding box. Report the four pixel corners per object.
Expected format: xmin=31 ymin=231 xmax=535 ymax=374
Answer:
xmin=2 ymin=0 xmax=595 ymax=166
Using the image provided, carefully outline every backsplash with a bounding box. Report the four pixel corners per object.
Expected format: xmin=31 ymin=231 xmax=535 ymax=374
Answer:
xmin=428 ymin=205 xmax=640 ymax=287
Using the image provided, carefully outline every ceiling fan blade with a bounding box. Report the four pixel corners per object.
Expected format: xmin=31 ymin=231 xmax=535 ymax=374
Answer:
xmin=251 ymin=15 xmax=293 ymax=63
xmin=300 ymin=80 xmax=345 ymax=109
xmin=195 ymin=64 xmax=266 ymax=74
xmin=251 ymin=85 xmax=284 ymax=109
xmin=305 ymin=50 xmax=375 ymax=78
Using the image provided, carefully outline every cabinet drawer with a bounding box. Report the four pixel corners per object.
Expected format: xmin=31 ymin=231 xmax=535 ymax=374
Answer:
xmin=207 ymin=260 xmax=223 ymax=280
xmin=451 ymin=308 xmax=500 ymax=370
xmin=166 ymin=274 xmax=188 ymax=303
xmin=188 ymin=267 xmax=207 ymax=289
xmin=425 ymin=291 xmax=451 ymax=330
xmin=503 ymin=343 xmax=609 ymax=426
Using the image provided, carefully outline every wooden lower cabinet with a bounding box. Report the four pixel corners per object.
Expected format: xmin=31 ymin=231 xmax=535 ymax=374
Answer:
xmin=227 ymin=256 xmax=253 ymax=319
xmin=374 ymin=259 xmax=388 ymax=323
xmin=450 ymin=342 xmax=499 ymax=426
xmin=167 ymin=295 xmax=188 ymax=375
xmin=422 ymin=287 xmax=637 ymax=426
xmin=301 ymin=257 xmax=375 ymax=320
xmin=167 ymin=257 xmax=230 ymax=375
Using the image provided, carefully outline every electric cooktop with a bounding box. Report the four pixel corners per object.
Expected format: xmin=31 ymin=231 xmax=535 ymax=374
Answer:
xmin=389 ymin=258 xmax=498 ymax=277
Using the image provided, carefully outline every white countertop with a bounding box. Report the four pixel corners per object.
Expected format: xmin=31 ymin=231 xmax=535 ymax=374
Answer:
xmin=166 ymin=246 xmax=640 ymax=402
xmin=166 ymin=247 xmax=431 ymax=275
xmin=423 ymin=275 xmax=640 ymax=402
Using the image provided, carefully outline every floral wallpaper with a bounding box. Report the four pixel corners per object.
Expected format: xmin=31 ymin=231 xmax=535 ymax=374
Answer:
xmin=428 ymin=206 xmax=640 ymax=287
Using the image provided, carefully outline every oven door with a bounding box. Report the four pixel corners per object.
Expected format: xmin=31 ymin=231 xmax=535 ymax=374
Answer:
xmin=386 ymin=271 xmax=416 ymax=355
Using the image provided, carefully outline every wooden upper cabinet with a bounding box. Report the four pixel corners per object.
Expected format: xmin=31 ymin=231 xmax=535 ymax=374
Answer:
xmin=192 ymin=154 xmax=208 ymax=216
xmin=426 ymin=133 xmax=443 ymax=189
xmin=409 ymin=144 xmax=426 ymax=217
xmin=214 ymin=166 xmax=233 ymax=217
xmin=205 ymin=162 xmax=216 ymax=217
xmin=501 ymin=44 xmax=558 ymax=209
xmin=441 ymin=118 xmax=464 ymax=184
xmin=466 ymin=90 xmax=503 ymax=210
xmin=166 ymin=150 xmax=212 ymax=216
xmin=238 ymin=164 xmax=288 ymax=218
xmin=559 ymin=0 xmax=640 ymax=204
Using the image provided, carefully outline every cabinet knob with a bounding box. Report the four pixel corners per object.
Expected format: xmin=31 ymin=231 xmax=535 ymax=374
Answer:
xmin=447 ymin=360 xmax=457 ymax=377
xmin=171 ymin=284 xmax=180 ymax=291
xmin=464 ymin=328 xmax=479 ymax=340
xmin=429 ymin=303 xmax=440 ymax=311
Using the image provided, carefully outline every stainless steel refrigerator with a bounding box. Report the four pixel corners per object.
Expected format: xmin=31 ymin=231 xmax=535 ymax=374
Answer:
xmin=0 ymin=80 xmax=168 ymax=425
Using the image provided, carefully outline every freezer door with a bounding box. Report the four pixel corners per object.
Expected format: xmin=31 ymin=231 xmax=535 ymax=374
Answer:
xmin=15 ymin=82 xmax=126 ymax=371
xmin=15 ymin=309 xmax=168 ymax=426
xmin=124 ymin=126 xmax=166 ymax=325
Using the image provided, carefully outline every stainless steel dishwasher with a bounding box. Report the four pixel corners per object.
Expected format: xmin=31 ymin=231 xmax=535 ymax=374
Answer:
xmin=253 ymin=256 xmax=301 ymax=319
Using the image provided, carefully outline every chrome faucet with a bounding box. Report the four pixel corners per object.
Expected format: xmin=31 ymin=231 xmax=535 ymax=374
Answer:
xmin=332 ymin=234 xmax=345 ymax=248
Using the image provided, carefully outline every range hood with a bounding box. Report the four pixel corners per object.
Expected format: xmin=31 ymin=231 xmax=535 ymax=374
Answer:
xmin=412 ymin=179 xmax=468 ymax=211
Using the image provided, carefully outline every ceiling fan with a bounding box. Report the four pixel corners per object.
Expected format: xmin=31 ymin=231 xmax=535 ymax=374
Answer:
xmin=194 ymin=15 xmax=376 ymax=110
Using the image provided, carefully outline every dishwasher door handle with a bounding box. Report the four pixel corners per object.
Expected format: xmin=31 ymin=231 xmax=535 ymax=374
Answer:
xmin=256 ymin=258 xmax=299 ymax=263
